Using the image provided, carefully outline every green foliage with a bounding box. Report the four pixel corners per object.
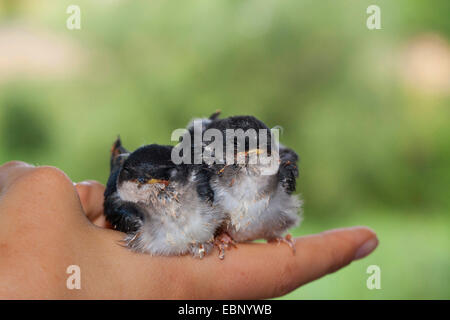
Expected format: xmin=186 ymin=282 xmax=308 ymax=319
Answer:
xmin=1 ymin=92 xmax=51 ymax=156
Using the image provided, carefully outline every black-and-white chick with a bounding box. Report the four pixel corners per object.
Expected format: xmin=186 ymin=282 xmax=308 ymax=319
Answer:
xmin=187 ymin=113 xmax=302 ymax=257
xmin=103 ymin=137 xmax=226 ymax=258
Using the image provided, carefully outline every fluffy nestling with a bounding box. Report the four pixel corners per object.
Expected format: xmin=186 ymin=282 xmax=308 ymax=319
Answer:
xmin=103 ymin=137 xmax=226 ymax=258
xmin=187 ymin=113 xmax=302 ymax=256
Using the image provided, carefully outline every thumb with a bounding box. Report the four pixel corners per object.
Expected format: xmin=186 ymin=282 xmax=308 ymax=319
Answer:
xmin=74 ymin=180 xmax=110 ymax=228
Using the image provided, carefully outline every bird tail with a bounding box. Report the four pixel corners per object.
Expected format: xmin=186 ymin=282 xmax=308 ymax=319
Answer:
xmin=110 ymin=136 xmax=129 ymax=172
xmin=209 ymin=110 xmax=221 ymax=120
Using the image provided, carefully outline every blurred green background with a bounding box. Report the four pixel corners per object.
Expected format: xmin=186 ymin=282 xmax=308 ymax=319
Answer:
xmin=0 ymin=0 xmax=449 ymax=299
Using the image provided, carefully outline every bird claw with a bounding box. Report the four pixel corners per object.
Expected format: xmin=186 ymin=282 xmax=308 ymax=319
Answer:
xmin=214 ymin=233 xmax=237 ymax=260
xmin=197 ymin=244 xmax=206 ymax=259
xmin=268 ymin=234 xmax=296 ymax=255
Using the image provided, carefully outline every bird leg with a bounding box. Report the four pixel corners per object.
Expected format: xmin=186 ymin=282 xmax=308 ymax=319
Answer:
xmin=214 ymin=232 xmax=237 ymax=260
xmin=268 ymin=234 xmax=296 ymax=254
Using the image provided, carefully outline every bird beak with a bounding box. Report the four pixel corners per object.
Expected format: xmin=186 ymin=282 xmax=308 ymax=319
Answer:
xmin=247 ymin=148 xmax=264 ymax=155
xmin=236 ymin=148 xmax=264 ymax=157
xmin=147 ymin=179 xmax=169 ymax=186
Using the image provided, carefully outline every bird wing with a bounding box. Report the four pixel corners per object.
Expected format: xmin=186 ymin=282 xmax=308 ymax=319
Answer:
xmin=278 ymin=145 xmax=299 ymax=194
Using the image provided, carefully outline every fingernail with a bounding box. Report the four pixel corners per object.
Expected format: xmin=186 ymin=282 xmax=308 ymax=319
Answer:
xmin=354 ymin=237 xmax=378 ymax=260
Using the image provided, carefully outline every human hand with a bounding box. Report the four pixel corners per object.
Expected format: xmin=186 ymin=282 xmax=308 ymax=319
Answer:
xmin=0 ymin=161 xmax=378 ymax=299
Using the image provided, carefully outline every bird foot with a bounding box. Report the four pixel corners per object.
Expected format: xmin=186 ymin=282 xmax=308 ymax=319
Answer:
xmin=214 ymin=232 xmax=237 ymax=260
xmin=268 ymin=234 xmax=296 ymax=254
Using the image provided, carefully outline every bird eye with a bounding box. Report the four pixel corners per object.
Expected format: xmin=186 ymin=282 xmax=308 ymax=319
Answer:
xmin=137 ymin=177 xmax=147 ymax=184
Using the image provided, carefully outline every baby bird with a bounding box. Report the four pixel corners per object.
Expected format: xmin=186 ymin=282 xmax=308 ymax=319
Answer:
xmin=103 ymin=137 xmax=226 ymax=258
xmin=188 ymin=113 xmax=302 ymax=257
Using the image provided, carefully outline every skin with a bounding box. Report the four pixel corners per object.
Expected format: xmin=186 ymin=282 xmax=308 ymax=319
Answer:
xmin=0 ymin=161 xmax=378 ymax=299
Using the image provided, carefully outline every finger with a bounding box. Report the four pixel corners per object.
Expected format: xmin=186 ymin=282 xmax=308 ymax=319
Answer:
xmin=74 ymin=181 xmax=110 ymax=228
xmin=186 ymin=226 xmax=378 ymax=299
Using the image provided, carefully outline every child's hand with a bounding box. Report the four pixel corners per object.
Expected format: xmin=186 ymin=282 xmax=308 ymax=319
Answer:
xmin=0 ymin=161 xmax=378 ymax=299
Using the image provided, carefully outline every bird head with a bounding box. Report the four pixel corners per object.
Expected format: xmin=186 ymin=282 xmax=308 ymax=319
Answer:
xmin=205 ymin=116 xmax=276 ymax=172
xmin=116 ymin=144 xmax=180 ymax=204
